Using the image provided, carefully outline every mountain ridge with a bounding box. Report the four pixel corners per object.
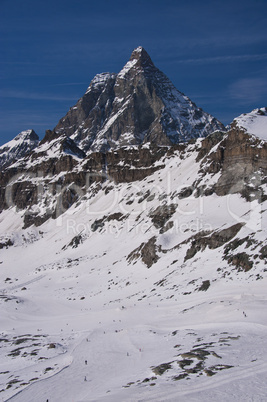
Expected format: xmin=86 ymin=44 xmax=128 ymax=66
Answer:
xmin=0 ymin=129 xmax=39 ymax=170
xmin=53 ymin=46 xmax=225 ymax=152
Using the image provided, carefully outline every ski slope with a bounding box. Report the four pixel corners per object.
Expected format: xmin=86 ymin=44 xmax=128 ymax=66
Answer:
xmin=0 ymin=129 xmax=266 ymax=401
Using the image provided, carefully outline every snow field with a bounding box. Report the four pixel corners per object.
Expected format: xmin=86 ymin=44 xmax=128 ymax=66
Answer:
xmin=0 ymin=136 xmax=266 ymax=401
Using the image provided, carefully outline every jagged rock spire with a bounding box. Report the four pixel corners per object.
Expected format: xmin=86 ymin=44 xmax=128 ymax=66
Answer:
xmin=129 ymin=46 xmax=155 ymax=68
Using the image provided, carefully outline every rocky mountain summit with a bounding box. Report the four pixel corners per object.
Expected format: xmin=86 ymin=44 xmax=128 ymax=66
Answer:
xmin=0 ymin=129 xmax=39 ymax=170
xmin=53 ymin=46 xmax=225 ymax=152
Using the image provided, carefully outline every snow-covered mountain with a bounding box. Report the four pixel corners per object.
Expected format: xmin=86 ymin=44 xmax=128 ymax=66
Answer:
xmin=0 ymin=129 xmax=39 ymax=170
xmin=0 ymin=50 xmax=266 ymax=402
xmin=233 ymin=106 xmax=267 ymax=140
xmin=53 ymin=47 xmax=225 ymax=152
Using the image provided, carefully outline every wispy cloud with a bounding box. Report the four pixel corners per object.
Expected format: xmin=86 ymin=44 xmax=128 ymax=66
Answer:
xmin=228 ymin=77 xmax=267 ymax=104
xmin=173 ymin=53 xmax=267 ymax=65
xmin=161 ymin=34 xmax=267 ymax=53
xmin=0 ymin=90 xmax=79 ymax=102
xmin=51 ymin=82 xmax=87 ymax=87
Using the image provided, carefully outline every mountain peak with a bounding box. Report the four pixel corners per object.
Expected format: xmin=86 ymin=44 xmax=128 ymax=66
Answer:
xmin=232 ymin=107 xmax=267 ymax=141
xmin=0 ymin=129 xmax=39 ymax=170
xmin=129 ymin=46 xmax=154 ymax=68
xmin=14 ymin=129 xmax=39 ymax=142
xmin=54 ymin=46 xmax=225 ymax=152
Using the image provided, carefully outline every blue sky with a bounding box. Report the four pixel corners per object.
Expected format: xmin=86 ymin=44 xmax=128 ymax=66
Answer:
xmin=1 ymin=0 xmax=267 ymax=146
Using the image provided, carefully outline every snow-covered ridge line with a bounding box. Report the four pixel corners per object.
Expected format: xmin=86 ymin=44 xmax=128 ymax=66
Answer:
xmin=86 ymin=72 xmax=117 ymax=93
xmin=0 ymin=129 xmax=39 ymax=170
xmin=117 ymin=59 xmax=138 ymax=79
xmin=233 ymin=107 xmax=267 ymax=141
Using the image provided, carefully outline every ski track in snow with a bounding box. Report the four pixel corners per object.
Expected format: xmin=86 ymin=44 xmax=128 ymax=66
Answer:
xmin=2 ymin=301 xmax=267 ymax=401
xmin=5 ymin=324 xmax=267 ymax=402
xmin=0 ymin=274 xmax=46 ymax=293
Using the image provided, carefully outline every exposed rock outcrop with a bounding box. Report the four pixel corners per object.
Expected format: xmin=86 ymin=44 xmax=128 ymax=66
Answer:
xmin=196 ymin=126 xmax=267 ymax=200
xmin=183 ymin=223 xmax=245 ymax=262
xmin=149 ymin=204 xmax=177 ymax=231
xmin=127 ymin=236 xmax=160 ymax=268
xmin=214 ymin=126 xmax=267 ymax=199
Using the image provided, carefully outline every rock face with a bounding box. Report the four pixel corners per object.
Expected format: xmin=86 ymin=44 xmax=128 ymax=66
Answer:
xmin=0 ymin=144 xmax=170 ymax=227
xmin=0 ymin=110 xmax=266 ymax=229
xmin=127 ymin=236 xmax=160 ymax=268
xmin=214 ymin=127 xmax=267 ymax=199
xmin=54 ymin=47 xmax=225 ymax=152
xmin=196 ymin=118 xmax=267 ymax=200
xmin=0 ymin=130 xmax=39 ymax=170
xmin=183 ymin=223 xmax=245 ymax=262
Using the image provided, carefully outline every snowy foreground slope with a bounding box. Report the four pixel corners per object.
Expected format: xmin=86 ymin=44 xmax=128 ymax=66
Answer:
xmin=0 ymin=126 xmax=267 ymax=401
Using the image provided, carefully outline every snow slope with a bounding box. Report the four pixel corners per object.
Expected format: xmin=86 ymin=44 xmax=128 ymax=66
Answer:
xmin=233 ymin=107 xmax=267 ymax=140
xmin=0 ymin=140 xmax=266 ymax=401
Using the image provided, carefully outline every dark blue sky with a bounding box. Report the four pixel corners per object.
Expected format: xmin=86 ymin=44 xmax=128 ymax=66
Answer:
xmin=1 ymin=0 xmax=267 ymax=145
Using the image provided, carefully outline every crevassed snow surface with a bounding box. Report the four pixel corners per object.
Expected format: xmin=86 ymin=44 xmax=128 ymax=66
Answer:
xmin=234 ymin=107 xmax=267 ymax=140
